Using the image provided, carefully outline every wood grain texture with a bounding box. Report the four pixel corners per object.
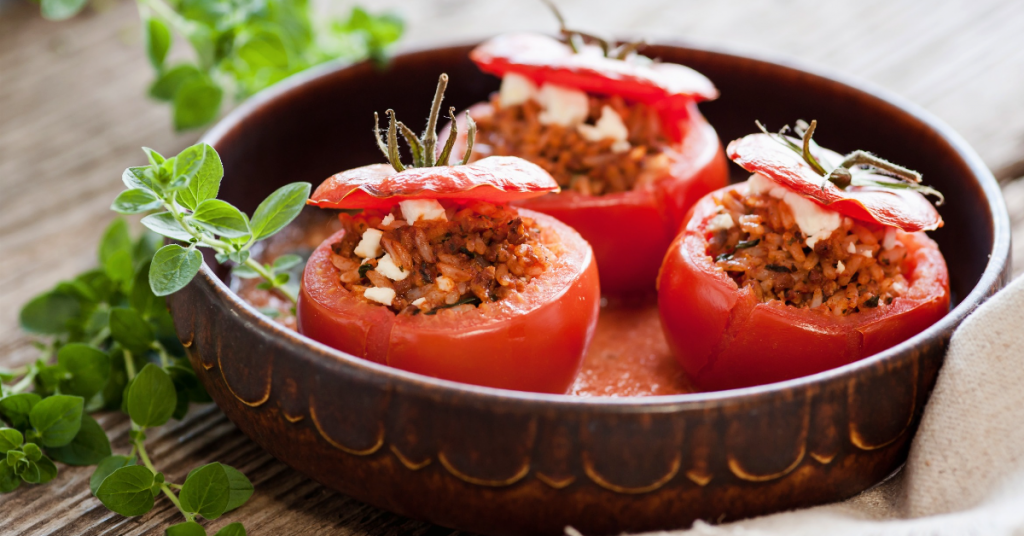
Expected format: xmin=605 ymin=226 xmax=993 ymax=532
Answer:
xmin=1 ymin=0 xmax=1022 ymax=534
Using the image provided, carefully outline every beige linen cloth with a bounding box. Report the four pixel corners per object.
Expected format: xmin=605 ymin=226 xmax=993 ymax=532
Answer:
xmin=645 ymin=273 xmax=1024 ymax=536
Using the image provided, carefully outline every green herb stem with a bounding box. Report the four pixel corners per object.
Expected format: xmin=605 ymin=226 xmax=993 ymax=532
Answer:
xmin=162 ymin=194 xmax=297 ymax=303
xmin=137 ymin=0 xmax=196 ymax=42
xmin=89 ymin=326 xmax=111 ymax=348
xmin=132 ymin=432 xmax=195 ymax=522
xmin=243 ymin=257 xmax=297 ymax=302
xmin=134 ymin=434 xmax=157 ymax=472
xmin=161 ymin=484 xmax=193 ymax=522
xmin=123 ymin=350 xmax=138 ymax=382
xmin=9 ymin=368 xmax=38 ymax=395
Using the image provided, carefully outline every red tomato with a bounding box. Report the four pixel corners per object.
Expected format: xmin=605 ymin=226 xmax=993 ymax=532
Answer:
xmin=728 ymin=134 xmax=943 ymax=232
xmin=657 ymin=183 xmax=950 ymax=391
xmin=470 ymin=33 xmax=719 ymax=108
xmin=307 ymin=156 xmax=559 ymax=210
xmin=445 ymin=103 xmax=729 ymax=296
xmin=298 ymin=209 xmax=601 ymax=394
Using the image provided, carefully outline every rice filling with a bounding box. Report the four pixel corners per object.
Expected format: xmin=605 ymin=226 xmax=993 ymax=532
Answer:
xmin=707 ymin=183 xmax=910 ymax=315
xmin=330 ymin=201 xmax=555 ymax=314
xmin=473 ymin=90 xmax=673 ymax=195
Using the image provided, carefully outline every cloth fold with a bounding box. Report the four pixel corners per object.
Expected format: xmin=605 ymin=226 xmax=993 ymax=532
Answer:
xmin=654 ymin=273 xmax=1024 ymax=536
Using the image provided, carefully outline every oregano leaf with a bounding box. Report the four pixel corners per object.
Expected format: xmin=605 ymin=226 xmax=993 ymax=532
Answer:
xmin=149 ymin=244 xmax=203 ymax=297
xmin=28 ymin=395 xmax=84 ymax=448
xmin=96 ymin=465 xmax=155 ymax=517
xmin=126 ymin=364 xmax=177 ymax=428
xmin=144 ymin=17 xmax=172 ymax=70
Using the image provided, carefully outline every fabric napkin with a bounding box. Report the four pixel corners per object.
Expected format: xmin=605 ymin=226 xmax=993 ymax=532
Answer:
xmin=645 ymin=273 xmax=1024 ymax=536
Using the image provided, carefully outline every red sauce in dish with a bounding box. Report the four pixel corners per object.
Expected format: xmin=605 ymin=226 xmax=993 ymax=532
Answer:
xmin=234 ymin=212 xmax=694 ymax=397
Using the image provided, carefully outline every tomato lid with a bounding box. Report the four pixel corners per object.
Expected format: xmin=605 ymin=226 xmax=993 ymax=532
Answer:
xmin=308 ymin=156 xmax=558 ymax=210
xmin=726 ymin=122 xmax=944 ymax=233
xmin=307 ymin=73 xmax=559 ymax=211
xmin=470 ymin=33 xmax=718 ymax=104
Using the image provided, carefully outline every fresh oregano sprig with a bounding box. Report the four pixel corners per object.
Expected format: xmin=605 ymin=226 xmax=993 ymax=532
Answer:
xmin=4 ymin=219 xmax=253 ymax=535
xmin=755 ymin=119 xmax=945 ymax=205
xmin=36 ymin=0 xmax=404 ymax=131
xmin=114 ymin=143 xmax=311 ymax=301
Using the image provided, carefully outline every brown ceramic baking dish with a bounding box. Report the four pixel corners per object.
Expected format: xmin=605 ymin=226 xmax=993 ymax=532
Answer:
xmin=167 ymin=42 xmax=1011 ymax=535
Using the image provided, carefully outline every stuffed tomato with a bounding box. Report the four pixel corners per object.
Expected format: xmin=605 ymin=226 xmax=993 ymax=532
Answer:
xmin=658 ymin=121 xmax=949 ymax=391
xmin=445 ymin=30 xmax=728 ymax=295
xmin=298 ymin=75 xmax=600 ymax=394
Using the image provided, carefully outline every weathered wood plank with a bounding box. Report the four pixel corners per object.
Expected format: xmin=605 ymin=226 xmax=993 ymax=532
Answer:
xmin=2 ymin=0 xmax=1023 ymax=534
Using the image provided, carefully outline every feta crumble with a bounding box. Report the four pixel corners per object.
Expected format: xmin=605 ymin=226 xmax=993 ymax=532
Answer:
xmin=376 ymin=253 xmax=409 ymax=281
xmin=380 ymin=213 xmax=395 ymax=226
xmin=499 ymin=73 xmax=538 ymax=108
xmin=577 ymin=105 xmax=631 ymax=153
xmin=436 ymin=275 xmax=455 ymax=292
xmin=364 ymin=287 xmax=396 ymax=306
xmin=707 ymin=212 xmax=735 ymax=232
xmin=536 ymin=83 xmax=589 ymax=126
xmin=747 ymin=173 xmax=841 ymax=249
xmin=353 ymin=229 xmax=383 ymax=259
xmin=399 ymin=199 xmax=447 ymax=225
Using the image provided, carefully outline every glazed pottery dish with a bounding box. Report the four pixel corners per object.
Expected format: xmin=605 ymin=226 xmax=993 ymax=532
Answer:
xmin=167 ymin=41 xmax=1010 ymax=535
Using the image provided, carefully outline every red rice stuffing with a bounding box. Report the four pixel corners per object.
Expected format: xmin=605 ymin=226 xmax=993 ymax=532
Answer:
xmin=330 ymin=202 xmax=555 ymax=314
xmin=473 ymin=94 xmax=672 ymax=195
xmin=707 ymin=189 xmax=911 ymax=316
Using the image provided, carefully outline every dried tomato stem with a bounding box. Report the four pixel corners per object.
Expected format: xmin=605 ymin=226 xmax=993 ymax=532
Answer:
xmin=801 ymin=120 xmax=828 ymax=176
xmin=373 ymin=112 xmax=390 ymax=162
xmin=437 ymin=107 xmax=459 ymax=166
xmin=398 ymin=121 xmax=425 ymax=167
xmin=460 ymin=112 xmax=477 ymax=166
xmin=613 ymin=40 xmax=645 ymax=60
xmin=372 ymin=73 xmax=476 ymax=170
xmin=839 ymin=150 xmax=922 ymax=183
xmin=385 ymin=110 xmax=405 ymax=171
xmin=423 ymin=74 xmax=448 ymax=166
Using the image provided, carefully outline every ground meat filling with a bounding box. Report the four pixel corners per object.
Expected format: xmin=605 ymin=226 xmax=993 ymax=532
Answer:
xmin=706 ymin=189 xmax=911 ymax=316
xmin=329 ymin=201 xmax=554 ymax=314
xmin=474 ymin=94 xmax=672 ymax=195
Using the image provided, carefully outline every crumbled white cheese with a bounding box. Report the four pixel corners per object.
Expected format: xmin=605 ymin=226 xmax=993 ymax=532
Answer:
xmin=375 ymin=253 xmax=409 ymax=281
xmin=837 ymin=260 xmax=846 ymax=274
xmin=746 ymin=173 xmax=842 ymax=249
xmin=499 ymin=73 xmax=538 ymax=108
xmin=353 ymin=228 xmax=383 ymax=259
xmin=707 ymin=212 xmax=735 ymax=232
xmin=436 ymin=275 xmax=455 ymax=292
xmin=399 ymin=199 xmax=447 ymax=225
xmin=847 ymin=242 xmax=857 ymax=254
xmin=411 ymin=298 xmax=426 ymax=308
xmin=364 ymin=287 xmax=395 ymax=306
xmin=380 ymin=213 xmax=394 ymax=226
xmin=882 ymin=227 xmax=902 ymax=250
xmin=577 ymin=105 xmax=630 ymax=153
xmin=536 ymin=83 xmax=589 ymax=126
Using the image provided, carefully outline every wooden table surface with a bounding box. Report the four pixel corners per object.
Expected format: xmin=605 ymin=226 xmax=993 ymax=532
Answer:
xmin=2 ymin=0 xmax=1023 ymax=534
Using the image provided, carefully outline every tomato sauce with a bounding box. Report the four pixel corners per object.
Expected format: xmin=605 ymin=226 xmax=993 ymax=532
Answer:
xmin=234 ymin=211 xmax=694 ymax=397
